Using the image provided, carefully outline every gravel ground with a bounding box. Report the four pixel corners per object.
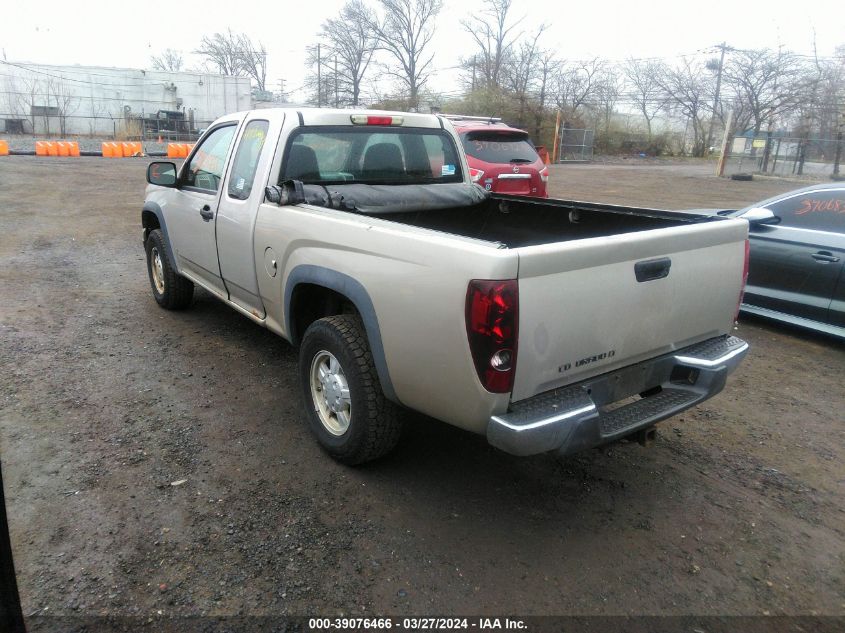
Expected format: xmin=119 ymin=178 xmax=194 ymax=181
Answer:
xmin=0 ymin=157 xmax=843 ymax=629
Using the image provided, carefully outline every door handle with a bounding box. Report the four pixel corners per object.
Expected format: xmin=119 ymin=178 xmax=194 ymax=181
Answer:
xmin=199 ymin=204 xmax=214 ymax=221
xmin=811 ymin=251 xmax=840 ymax=263
xmin=635 ymin=257 xmax=671 ymax=282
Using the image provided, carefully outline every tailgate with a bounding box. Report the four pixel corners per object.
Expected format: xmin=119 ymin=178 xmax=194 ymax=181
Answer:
xmin=511 ymin=219 xmax=748 ymax=402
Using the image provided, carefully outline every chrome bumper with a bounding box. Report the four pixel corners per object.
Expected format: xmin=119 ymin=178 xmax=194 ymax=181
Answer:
xmin=487 ymin=335 xmax=748 ymax=457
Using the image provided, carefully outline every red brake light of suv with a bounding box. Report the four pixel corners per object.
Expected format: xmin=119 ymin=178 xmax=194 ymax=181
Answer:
xmin=466 ymin=280 xmax=519 ymax=393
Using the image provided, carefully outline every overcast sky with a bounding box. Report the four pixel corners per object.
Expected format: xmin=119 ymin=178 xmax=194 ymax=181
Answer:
xmin=1 ymin=0 xmax=842 ymax=102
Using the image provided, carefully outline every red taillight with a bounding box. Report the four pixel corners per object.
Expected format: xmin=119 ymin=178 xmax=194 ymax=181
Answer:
xmin=466 ymin=280 xmax=518 ymax=393
xmin=539 ymin=166 xmax=549 ymax=183
xmin=469 ymin=167 xmax=485 ymax=183
xmin=735 ymin=239 xmax=750 ymax=320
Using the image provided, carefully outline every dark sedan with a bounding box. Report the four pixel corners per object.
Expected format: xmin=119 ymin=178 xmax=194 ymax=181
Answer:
xmin=733 ymin=183 xmax=845 ymax=338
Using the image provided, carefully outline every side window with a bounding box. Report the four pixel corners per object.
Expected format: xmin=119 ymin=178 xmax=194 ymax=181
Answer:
xmin=227 ymin=120 xmax=269 ymax=200
xmin=183 ymin=125 xmax=236 ymax=192
xmin=769 ymin=191 xmax=845 ymax=232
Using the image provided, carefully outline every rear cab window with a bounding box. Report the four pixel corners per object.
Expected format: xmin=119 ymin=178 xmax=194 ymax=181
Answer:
xmin=460 ymin=130 xmax=539 ymax=164
xmin=280 ymin=127 xmax=463 ymax=185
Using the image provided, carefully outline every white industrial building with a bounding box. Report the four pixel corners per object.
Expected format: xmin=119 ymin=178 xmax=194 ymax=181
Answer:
xmin=0 ymin=61 xmax=253 ymax=138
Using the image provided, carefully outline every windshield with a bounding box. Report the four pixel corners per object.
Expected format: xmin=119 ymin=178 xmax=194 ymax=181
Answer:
xmin=460 ymin=131 xmax=539 ymax=164
xmin=280 ymin=127 xmax=463 ymax=185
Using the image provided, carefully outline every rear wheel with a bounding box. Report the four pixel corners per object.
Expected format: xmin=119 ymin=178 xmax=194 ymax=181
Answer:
xmin=145 ymin=229 xmax=193 ymax=310
xmin=299 ymin=315 xmax=402 ymax=464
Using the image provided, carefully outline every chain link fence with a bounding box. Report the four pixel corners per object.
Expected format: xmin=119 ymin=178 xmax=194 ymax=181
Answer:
xmin=556 ymin=128 xmax=594 ymax=162
xmin=0 ymin=112 xmax=213 ymax=142
xmin=723 ymin=135 xmax=844 ymax=179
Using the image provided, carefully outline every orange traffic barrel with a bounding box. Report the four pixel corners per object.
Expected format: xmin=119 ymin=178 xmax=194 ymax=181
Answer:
xmin=121 ymin=142 xmax=142 ymax=157
xmin=35 ymin=141 xmax=48 ymax=156
xmin=167 ymin=143 xmax=179 ymax=158
xmin=69 ymin=142 xmax=80 ymax=157
xmin=57 ymin=142 xmax=70 ymax=157
xmin=46 ymin=142 xmax=58 ymax=157
xmin=0 ymin=140 xmax=8 ymax=156
xmin=101 ymin=142 xmax=113 ymax=158
xmin=108 ymin=142 xmax=122 ymax=158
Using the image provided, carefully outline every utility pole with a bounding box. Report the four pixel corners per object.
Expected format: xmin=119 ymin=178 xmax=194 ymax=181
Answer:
xmin=552 ymin=111 xmax=561 ymax=163
xmin=716 ymin=109 xmax=735 ymax=177
xmin=317 ymin=44 xmax=322 ymax=108
xmin=833 ymin=113 xmax=843 ymax=177
xmin=277 ymin=78 xmax=286 ymax=102
xmin=706 ymin=42 xmax=729 ymax=153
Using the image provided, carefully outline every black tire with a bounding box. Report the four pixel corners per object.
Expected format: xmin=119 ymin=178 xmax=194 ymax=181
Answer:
xmin=731 ymin=173 xmax=754 ymax=181
xmin=299 ymin=315 xmax=402 ymax=465
xmin=145 ymin=228 xmax=194 ymax=310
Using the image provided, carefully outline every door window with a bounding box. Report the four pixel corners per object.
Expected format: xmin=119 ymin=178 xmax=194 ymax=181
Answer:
xmin=227 ymin=120 xmax=270 ymax=200
xmin=183 ymin=125 xmax=236 ymax=192
xmin=768 ymin=190 xmax=845 ymax=232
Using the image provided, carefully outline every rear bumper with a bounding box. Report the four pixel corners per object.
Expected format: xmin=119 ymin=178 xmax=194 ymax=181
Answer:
xmin=487 ymin=335 xmax=748 ymax=456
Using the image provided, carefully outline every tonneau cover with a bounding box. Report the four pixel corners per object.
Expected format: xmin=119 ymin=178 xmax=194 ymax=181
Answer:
xmin=297 ymin=182 xmax=489 ymax=215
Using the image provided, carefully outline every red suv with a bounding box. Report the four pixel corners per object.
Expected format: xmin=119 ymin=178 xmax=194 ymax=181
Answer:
xmin=446 ymin=117 xmax=549 ymax=197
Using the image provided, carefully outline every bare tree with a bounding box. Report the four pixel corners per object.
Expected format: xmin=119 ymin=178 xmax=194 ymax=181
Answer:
xmin=721 ymin=48 xmax=804 ymax=136
xmin=594 ymin=68 xmax=623 ymax=141
xmin=623 ymin=58 xmax=666 ymax=138
xmin=49 ymin=79 xmax=78 ymax=136
xmin=195 ymin=29 xmax=243 ymax=76
xmin=235 ymin=33 xmax=268 ymax=92
xmin=150 ymin=49 xmax=184 ymax=72
xmin=501 ymin=24 xmax=547 ymax=125
xmin=195 ymin=29 xmax=267 ymax=90
xmin=20 ymin=77 xmax=42 ymax=135
xmin=532 ymin=50 xmax=559 ymax=139
xmin=462 ymin=0 xmax=523 ymax=90
xmin=1 ymin=75 xmax=27 ymax=127
xmin=551 ymin=58 xmax=605 ymax=119
xmin=318 ymin=0 xmax=378 ymax=106
xmin=653 ymin=58 xmax=714 ymax=156
xmin=367 ymin=0 xmax=443 ymax=109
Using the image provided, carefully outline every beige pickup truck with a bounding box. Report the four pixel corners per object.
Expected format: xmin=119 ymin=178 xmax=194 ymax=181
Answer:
xmin=142 ymin=108 xmax=750 ymax=464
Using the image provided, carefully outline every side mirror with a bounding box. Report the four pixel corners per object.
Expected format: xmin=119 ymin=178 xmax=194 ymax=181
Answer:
xmin=740 ymin=207 xmax=779 ymax=226
xmin=147 ymin=161 xmax=177 ymax=187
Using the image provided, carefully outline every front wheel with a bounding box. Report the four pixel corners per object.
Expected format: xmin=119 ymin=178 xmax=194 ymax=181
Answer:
xmin=299 ymin=315 xmax=402 ymax=464
xmin=145 ymin=229 xmax=193 ymax=310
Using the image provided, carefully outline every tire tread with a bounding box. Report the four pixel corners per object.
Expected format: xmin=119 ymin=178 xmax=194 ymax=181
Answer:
xmin=300 ymin=315 xmax=402 ymax=464
xmin=146 ymin=229 xmax=193 ymax=310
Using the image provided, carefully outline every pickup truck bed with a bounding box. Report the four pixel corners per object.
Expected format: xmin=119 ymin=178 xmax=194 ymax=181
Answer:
xmin=385 ymin=196 xmax=712 ymax=248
